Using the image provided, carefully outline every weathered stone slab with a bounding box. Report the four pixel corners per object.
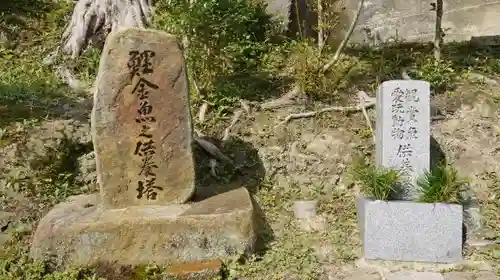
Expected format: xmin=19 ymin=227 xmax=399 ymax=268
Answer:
xmin=356 ymin=197 xmax=463 ymax=263
xmin=376 ymin=80 xmax=430 ymax=200
xmin=92 ymin=28 xmax=195 ymax=208
xmin=30 ymin=187 xmax=256 ymax=267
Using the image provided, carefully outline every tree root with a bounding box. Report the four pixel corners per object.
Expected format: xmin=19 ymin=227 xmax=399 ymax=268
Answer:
xmin=55 ymin=65 xmax=88 ymax=92
xmin=239 ymin=99 xmax=252 ymax=115
xmin=277 ymin=97 xmax=376 ymax=126
xmin=401 ymin=68 xmax=412 ymax=80
xmin=223 ymin=109 xmax=243 ymax=141
xmin=260 ymin=84 xmax=303 ymax=110
xmin=467 ymin=72 xmax=500 ymax=87
xmin=61 ymin=0 xmax=153 ymax=58
xmin=357 ymin=91 xmax=376 ymax=143
xmin=193 ymin=133 xmax=234 ymax=166
xmin=197 ymin=103 xmax=209 ymax=123
xmin=193 ymin=98 xmax=253 ymax=176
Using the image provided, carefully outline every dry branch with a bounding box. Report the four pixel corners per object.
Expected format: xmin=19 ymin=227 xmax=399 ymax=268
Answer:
xmin=320 ymin=0 xmax=365 ymax=74
xmin=433 ymin=0 xmax=444 ymax=62
xmin=222 ymin=109 xmax=243 ymax=141
xmin=197 ymin=103 xmax=209 ymax=123
xmin=240 ymin=99 xmax=252 ymax=115
xmin=277 ymin=97 xmax=375 ymax=126
xmin=357 ymin=91 xmax=375 ymax=143
xmin=193 ymin=134 xmax=234 ymax=166
xmin=55 ymin=65 xmax=87 ymax=92
xmin=260 ymin=84 xmax=303 ymax=110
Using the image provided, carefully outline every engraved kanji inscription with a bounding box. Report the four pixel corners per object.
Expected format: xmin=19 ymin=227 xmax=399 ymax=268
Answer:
xmin=128 ymin=50 xmax=155 ymax=76
xmin=128 ymin=49 xmax=162 ymax=201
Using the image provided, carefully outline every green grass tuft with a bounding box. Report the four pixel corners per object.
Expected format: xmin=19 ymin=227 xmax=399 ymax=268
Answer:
xmin=348 ymin=158 xmax=402 ymax=201
xmin=416 ymin=165 xmax=469 ymax=204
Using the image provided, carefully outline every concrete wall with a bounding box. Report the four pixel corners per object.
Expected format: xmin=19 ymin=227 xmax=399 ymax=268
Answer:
xmin=264 ymin=0 xmax=500 ymax=45
xmin=347 ymin=0 xmax=500 ymax=45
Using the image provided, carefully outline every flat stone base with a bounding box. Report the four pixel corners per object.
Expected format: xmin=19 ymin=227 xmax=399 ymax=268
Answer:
xmin=30 ymin=188 xmax=257 ymax=268
xmin=356 ymin=196 xmax=463 ymax=263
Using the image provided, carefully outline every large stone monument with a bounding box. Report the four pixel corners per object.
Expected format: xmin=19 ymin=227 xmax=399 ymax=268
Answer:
xmin=30 ymin=28 xmax=258 ymax=272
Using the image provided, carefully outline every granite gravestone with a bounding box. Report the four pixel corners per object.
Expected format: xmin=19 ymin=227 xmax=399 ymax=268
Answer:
xmin=356 ymin=80 xmax=462 ymax=263
xmin=375 ymin=80 xmax=430 ymax=200
xmin=30 ymin=28 xmax=258 ymax=272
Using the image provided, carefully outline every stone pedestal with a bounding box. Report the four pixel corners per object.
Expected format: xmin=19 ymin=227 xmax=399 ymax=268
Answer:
xmin=30 ymin=188 xmax=257 ymax=267
xmin=356 ymin=196 xmax=463 ymax=263
xmin=30 ymin=28 xmax=261 ymax=275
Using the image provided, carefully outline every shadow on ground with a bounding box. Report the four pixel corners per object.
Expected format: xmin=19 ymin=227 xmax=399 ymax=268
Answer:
xmin=0 ymin=0 xmax=56 ymax=43
xmin=197 ymin=68 xmax=294 ymax=116
xmin=430 ymin=135 xmax=471 ymax=248
xmin=343 ymin=40 xmax=500 ymax=95
xmin=0 ymin=83 xmax=91 ymax=128
xmin=0 ymin=0 xmax=53 ymax=16
xmin=192 ymin=135 xmax=273 ymax=254
xmin=430 ymin=135 xmax=447 ymax=170
xmin=192 ymin=136 xmax=266 ymax=201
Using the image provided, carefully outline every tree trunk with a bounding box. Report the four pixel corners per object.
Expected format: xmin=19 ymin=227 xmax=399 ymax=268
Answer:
xmin=433 ymin=0 xmax=443 ymax=63
xmin=61 ymin=0 xmax=154 ymax=59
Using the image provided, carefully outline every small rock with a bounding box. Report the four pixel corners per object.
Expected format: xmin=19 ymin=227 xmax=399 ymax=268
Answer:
xmin=475 ymin=102 xmax=495 ymax=119
xmin=297 ymin=215 xmax=326 ymax=232
xmin=331 ymin=174 xmax=340 ymax=185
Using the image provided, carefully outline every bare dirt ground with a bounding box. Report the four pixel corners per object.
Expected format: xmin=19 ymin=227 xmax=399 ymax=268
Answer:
xmin=194 ymin=76 xmax=500 ymax=278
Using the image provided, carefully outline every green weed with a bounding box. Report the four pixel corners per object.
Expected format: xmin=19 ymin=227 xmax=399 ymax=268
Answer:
xmin=412 ymin=58 xmax=456 ymax=93
xmin=0 ymin=251 xmax=101 ymax=280
xmin=416 ymin=165 xmax=469 ymax=204
xmin=0 ymin=0 xmax=77 ymax=126
xmin=348 ymin=158 xmax=402 ymax=201
xmin=153 ymin=0 xmax=279 ymax=117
